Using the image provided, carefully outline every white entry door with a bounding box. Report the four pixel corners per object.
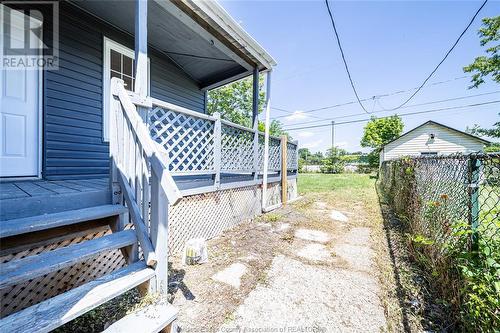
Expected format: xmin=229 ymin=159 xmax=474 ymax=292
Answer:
xmin=0 ymin=10 xmax=40 ymax=177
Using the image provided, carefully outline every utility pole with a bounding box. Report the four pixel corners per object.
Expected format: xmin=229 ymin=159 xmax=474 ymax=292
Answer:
xmin=331 ymin=121 xmax=335 ymax=150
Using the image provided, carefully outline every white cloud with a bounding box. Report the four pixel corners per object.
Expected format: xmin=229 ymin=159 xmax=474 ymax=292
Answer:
xmin=336 ymin=141 xmax=348 ymax=148
xmin=297 ymin=131 xmax=314 ymax=138
xmin=285 ymin=111 xmax=308 ymax=122
xmin=302 ymin=139 xmax=323 ymax=149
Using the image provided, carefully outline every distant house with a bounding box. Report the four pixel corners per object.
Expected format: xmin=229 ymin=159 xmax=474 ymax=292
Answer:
xmin=380 ymin=121 xmax=490 ymax=163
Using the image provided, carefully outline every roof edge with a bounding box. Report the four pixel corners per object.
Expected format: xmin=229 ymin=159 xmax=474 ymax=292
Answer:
xmin=382 ymin=120 xmax=491 ymax=148
xmin=185 ymin=0 xmax=277 ymax=70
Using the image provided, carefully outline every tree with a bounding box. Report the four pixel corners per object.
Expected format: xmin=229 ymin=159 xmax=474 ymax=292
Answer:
xmin=258 ymin=119 xmax=288 ymax=138
xmin=207 ymin=76 xmax=264 ymax=127
xmin=360 ymin=115 xmax=404 ymax=167
xmin=298 ymin=148 xmax=311 ymax=160
xmin=207 ymin=75 xmax=288 ymax=137
xmin=361 ymin=116 xmax=404 ymax=149
xmin=467 ymin=115 xmax=500 ymax=139
xmin=463 ymin=16 xmax=500 ymax=88
xmin=320 ymin=147 xmax=348 ymax=174
xmin=467 ymin=115 xmax=500 ymax=152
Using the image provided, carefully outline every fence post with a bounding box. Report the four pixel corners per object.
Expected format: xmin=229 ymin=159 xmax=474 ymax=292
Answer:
xmin=149 ymin=165 xmax=169 ymax=295
xmin=213 ymin=113 xmax=222 ymax=189
xmin=281 ymin=135 xmax=288 ymax=205
xmin=467 ymin=156 xmax=481 ymax=251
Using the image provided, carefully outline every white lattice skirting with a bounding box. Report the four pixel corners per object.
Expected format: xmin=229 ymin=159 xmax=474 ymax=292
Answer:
xmin=168 ymin=185 xmax=261 ymax=254
xmin=168 ymin=179 xmax=298 ymax=254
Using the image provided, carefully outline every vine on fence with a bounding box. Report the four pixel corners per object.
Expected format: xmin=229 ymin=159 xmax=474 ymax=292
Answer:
xmin=379 ymin=153 xmax=500 ymax=331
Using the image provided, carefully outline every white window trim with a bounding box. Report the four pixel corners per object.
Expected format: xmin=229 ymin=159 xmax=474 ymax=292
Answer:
xmin=102 ymin=36 xmax=150 ymax=141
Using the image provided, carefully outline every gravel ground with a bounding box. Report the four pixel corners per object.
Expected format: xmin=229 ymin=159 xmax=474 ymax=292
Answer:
xmin=167 ymin=182 xmax=392 ymax=332
xmin=220 ymin=255 xmax=385 ymax=332
xmin=220 ymin=205 xmax=387 ymax=333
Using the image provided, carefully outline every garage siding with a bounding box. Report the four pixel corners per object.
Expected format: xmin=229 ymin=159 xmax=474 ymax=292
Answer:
xmin=382 ymin=123 xmax=485 ymax=162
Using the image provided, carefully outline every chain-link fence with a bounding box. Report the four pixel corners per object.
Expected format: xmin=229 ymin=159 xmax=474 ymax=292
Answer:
xmin=380 ymin=153 xmax=499 ymax=252
xmin=379 ymin=153 xmax=500 ymax=329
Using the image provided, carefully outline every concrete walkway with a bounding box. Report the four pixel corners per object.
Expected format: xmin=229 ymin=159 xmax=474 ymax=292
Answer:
xmin=219 ymin=204 xmax=387 ymax=332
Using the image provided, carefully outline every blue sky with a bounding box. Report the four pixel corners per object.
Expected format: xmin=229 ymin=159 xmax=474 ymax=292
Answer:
xmin=220 ymin=0 xmax=499 ymax=153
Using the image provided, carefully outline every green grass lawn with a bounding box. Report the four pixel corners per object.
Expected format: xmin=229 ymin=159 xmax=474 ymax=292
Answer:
xmin=297 ymin=173 xmax=376 ymax=194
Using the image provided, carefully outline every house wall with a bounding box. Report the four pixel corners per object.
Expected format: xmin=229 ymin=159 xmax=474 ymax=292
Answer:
xmin=43 ymin=2 xmax=205 ymax=180
xmin=382 ymin=123 xmax=485 ymax=162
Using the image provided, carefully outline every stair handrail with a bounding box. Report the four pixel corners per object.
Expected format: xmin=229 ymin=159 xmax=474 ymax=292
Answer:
xmin=111 ymin=79 xmax=181 ymax=204
xmin=110 ymin=78 xmax=181 ymax=293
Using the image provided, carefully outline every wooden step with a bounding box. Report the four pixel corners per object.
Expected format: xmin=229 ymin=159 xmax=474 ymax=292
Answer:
xmin=0 ymin=229 xmax=137 ymax=289
xmin=0 ymin=188 xmax=112 ymax=221
xmin=0 ymin=261 xmax=155 ymax=333
xmin=103 ymin=302 xmax=178 ymax=333
xmin=0 ymin=204 xmax=128 ymax=238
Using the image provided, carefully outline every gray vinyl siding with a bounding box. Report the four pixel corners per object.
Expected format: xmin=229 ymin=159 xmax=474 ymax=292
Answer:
xmin=43 ymin=3 xmax=205 ymax=180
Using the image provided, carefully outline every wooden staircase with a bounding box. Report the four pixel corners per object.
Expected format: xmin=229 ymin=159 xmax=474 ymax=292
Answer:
xmin=0 ymin=203 xmax=176 ymax=333
xmin=0 ymin=79 xmax=183 ymax=332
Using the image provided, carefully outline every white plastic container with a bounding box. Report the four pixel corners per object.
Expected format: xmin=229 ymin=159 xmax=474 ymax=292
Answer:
xmin=182 ymin=238 xmax=208 ymax=265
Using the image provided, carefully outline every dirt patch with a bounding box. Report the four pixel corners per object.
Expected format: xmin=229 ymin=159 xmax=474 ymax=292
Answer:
xmin=167 ymin=175 xmax=407 ymax=332
xmin=215 ymin=189 xmax=390 ymax=332
xmin=168 ymin=208 xmax=303 ymax=332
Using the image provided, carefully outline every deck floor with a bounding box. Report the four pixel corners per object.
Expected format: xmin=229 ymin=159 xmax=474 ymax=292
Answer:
xmin=0 ymin=178 xmax=108 ymax=201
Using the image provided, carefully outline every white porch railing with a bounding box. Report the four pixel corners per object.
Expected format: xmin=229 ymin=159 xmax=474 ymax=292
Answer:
xmin=109 ymin=78 xmax=182 ymax=294
xmin=148 ymin=98 xmax=298 ymax=190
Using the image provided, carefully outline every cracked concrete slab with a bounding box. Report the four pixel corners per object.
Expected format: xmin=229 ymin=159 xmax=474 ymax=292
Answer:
xmin=296 ymin=243 xmax=330 ymax=262
xmin=295 ymin=229 xmax=330 ymax=243
xmin=212 ymin=263 xmax=247 ymax=288
xmin=330 ymin=210 xmax=348 ymax=222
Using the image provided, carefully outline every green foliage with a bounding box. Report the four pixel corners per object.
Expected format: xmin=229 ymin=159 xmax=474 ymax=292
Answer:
xmin=381 ymin=160 xmax=500 ymax=331
xmin=361 ymin=116 xmax=403 ymax=167
xmin=207 ymin=76 xmax=288 ymax=137
xmin=464 ymin=16 xmax=500 ymax=88
xmin=450 ymin=220 xmax=500 ymax=331
xmin=257 ymin=119 xmax=288 ymax=138
xmin=320 ymin=147 xmax=348 ymax=174
xmin=367 ymin=150 xmax=380 ymax=168
xmin=360 ymin=115 xmax=404 ymax=149
xmin=485 ymin=142 xmax=500 ymax=153
xmin=298 ymin=148 xmax=311 ymax=160
xmin=298 ymin=149 xmax=324 ymax=172
xmin=467 ymin=115 xmax=500 ymax=140
xmin=207 ymin=76 xmax=264 ymax=127
xmin=298 ymin=173 xmax=375 ymax=194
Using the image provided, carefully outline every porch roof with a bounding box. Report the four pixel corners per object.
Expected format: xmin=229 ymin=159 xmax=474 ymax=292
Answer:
xmin=71 ymin=0 xmax=276 ymax=90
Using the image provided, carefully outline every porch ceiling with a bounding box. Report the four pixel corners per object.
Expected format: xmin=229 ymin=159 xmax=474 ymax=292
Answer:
xmin=71 ymin=0 xmax=249 ymax=88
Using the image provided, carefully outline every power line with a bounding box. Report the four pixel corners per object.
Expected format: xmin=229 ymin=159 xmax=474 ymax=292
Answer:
xmin=271 ymin=75 xmax=471 ymax=118
xmin=284 ymin=100 xmax=500 ymax=131
xmin=387 ymin=0 xmax=489 ymax=110
xmin=325 ymin=0 xmax=370 ymax=113
xmin=323 ymin=0 xmax=488 ymax=113
xmin=281 ymin=90 xmax=500 ymax=127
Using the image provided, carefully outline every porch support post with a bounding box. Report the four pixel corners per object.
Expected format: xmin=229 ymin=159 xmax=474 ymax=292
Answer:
xmin=134 ymin=0 xmax=150 ymax=121
xmin=252 ymin=67 xmax=259 ymax=181
xmin=261 ymin=70 xmax=272 ymax=211
xmin=281 ymin=135 xmax=288 ymax=206
xmin=213 ymin=112 xmax=222 ymax=189
xmin=149 ymin=167 xmax=169 ymax=295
